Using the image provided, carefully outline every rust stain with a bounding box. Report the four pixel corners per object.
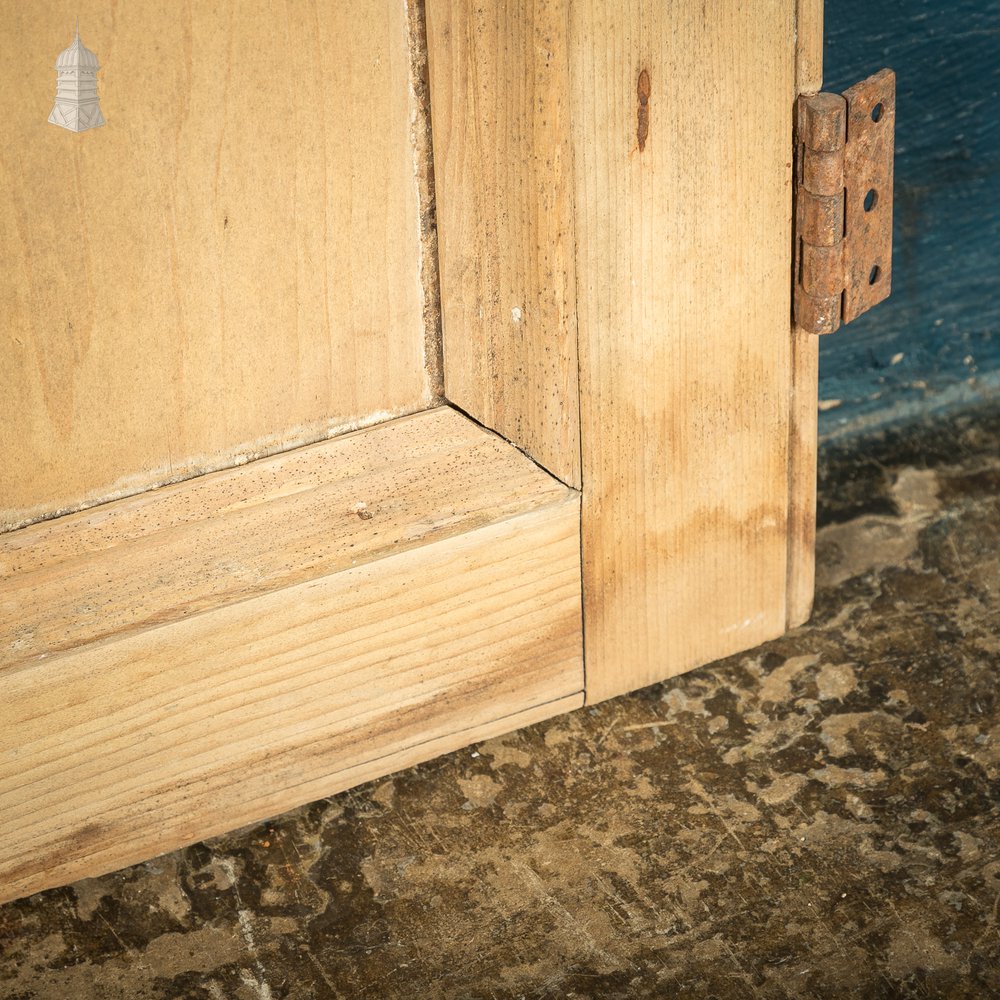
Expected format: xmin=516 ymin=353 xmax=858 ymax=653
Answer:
xmin=636 ymin=69 xmax=651 ymax=152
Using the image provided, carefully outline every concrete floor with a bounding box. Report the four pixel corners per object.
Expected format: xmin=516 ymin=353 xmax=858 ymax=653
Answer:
xmin=2 ymin=406 xmax=999 ymax=1000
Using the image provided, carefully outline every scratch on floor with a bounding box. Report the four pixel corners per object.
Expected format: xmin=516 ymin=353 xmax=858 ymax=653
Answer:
xmin=220 ymin=856 xmax=273 ymax=1000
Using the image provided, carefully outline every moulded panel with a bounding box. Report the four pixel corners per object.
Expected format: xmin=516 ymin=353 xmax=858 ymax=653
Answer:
xmin=0 ymin=1 xmax=435 ymax=529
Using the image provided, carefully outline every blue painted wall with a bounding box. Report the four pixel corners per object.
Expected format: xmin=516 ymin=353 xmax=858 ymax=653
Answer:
xmin=818 ymin=0 xmax=1000 ymax=438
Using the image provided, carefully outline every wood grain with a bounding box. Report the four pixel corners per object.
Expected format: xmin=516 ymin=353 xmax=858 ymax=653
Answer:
xmin=0 ymin=406 xmax=570 ymax=667
xmin=570 ymin=2 xmax=797 ymax=700
xmin=0 ymin=1 xmax=434 ymax=530
xmin=0 ymin=407 xmax=583 ymax=902
xmin=787 ymin=0 xmax=824 ymax=628
xmin=426 ymin=1 xmax=808 ymax=700
xmin=425 ymin=0 xmax=581 ymax=488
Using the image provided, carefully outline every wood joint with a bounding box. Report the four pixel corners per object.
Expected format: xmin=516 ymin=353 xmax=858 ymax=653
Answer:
xmin=794 ymin=69 xmax=895 ymax=335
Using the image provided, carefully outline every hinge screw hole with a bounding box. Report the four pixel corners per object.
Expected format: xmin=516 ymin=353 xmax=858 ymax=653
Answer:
xmin=869 ymin=264 xmax=881 ymax=285
xmin=871 ymin=102 xmax=884 ymax=123
xmin=864 ymin=188 xmax=878 ymax=212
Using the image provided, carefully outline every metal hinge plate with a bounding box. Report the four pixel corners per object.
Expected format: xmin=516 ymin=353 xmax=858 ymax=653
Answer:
xmin=794 ymin=68 xmax=895 ymax=335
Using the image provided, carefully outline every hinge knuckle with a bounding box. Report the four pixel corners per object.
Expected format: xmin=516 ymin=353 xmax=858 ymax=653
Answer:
xmin=802 ymin=147 xmax=844 ymax=196
xmin=793 ymin=69 xmax=895 ymax=336
xmin=801 ymin=243 xmax=844 ymax=297
xmin=794 ymin=287 xmax=841 ymax=336
xmin=799 ymin=92 xmax=846 ymax=152
xmin=798 ymin=190 xmax=843 ymax=247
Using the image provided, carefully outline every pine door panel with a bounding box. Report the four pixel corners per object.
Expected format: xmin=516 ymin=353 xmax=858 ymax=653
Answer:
xmin=0 ymin=1 xmax=435 ymax=529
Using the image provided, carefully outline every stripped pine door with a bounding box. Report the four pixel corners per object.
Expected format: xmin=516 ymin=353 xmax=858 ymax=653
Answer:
xmin=1 ymin=0 xmax=824 ymax=901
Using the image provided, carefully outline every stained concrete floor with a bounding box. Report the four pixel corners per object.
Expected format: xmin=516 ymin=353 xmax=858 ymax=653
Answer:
xmin=2 ymin=406 xmax=999 ymax=1000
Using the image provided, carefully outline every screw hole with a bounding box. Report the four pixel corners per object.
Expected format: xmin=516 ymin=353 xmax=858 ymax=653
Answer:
xmin=864 ymin=188 xmax=878 ymax=212
xmin=871 ymin=102 xmax=884 ymax=123
xmin=869 ymin=265 xmax=881 ymax=285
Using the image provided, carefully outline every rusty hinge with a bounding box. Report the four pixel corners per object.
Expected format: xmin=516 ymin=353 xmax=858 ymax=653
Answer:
xmin=794 ymin=68 xmax=895 ymax=335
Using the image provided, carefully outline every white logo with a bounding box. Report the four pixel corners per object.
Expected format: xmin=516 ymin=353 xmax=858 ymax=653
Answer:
xmin=49 ymin=22 xmax=105 ymax=133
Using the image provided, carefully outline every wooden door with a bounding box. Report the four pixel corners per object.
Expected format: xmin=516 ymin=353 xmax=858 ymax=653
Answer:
xmin=1 ymin=0 xmax=822 ymax=901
